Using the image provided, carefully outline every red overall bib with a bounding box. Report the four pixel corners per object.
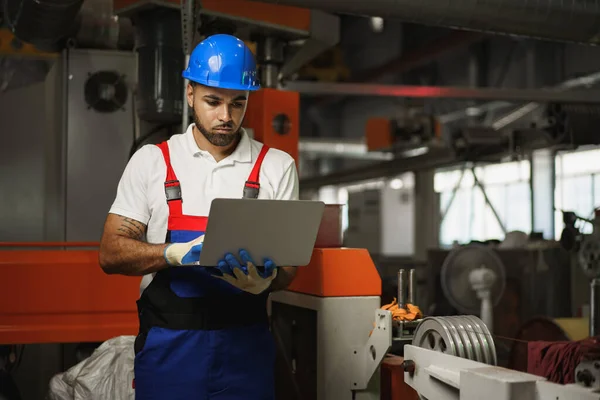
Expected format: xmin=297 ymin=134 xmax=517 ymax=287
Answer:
xmin=133 ymin=140 xmax=275 ymax=400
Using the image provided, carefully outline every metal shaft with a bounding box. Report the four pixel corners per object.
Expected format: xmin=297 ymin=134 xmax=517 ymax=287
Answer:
xmin=591 ymin=278 xmax=600 ymax=337
xmin=398 ymin=269 xmax=405 ymax=309
xmin=182 ymin=54 xmax=190 ymax=129
xmin=408 ymin=269 xmax=415 ymax=305
xmin=281 ymin=81 xmax=600 ymax=104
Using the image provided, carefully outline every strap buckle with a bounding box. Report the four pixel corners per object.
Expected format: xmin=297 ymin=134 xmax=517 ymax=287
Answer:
xmin=165 ymin=180 xmax=182 ymax=201
xmin=243 ymin=181 xmax=260 ymax=199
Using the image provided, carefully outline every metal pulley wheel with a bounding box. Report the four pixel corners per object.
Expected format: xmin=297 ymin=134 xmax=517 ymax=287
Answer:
xmin=412 ymin=315 xmax=497 ymax=366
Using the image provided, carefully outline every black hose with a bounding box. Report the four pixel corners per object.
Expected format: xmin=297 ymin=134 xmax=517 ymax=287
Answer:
xmin=128 ymin=124 xmax=175 ymax=160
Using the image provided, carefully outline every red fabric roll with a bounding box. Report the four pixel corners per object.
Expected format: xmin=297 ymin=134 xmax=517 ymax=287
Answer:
xmin=527 ymin=336 xmax=600 ymax=384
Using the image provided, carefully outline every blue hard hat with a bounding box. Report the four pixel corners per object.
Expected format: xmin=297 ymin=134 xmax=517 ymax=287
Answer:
xmin=182 ymin=34 xmax=260 ymax=91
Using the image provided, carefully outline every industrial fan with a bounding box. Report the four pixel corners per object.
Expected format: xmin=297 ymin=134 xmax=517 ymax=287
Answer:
xmin=84 ymin=70 xmax=129 ymax=113
xmin=440 ymin=244 xmax=506 ymax=331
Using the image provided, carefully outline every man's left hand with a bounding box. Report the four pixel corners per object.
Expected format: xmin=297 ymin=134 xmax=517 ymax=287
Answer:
xmin=214 ymin=249 xmax=277 ymax=295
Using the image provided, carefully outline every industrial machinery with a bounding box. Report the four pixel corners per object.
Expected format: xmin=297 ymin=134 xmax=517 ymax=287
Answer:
xmin=560 ymin=208 xmax=600 ymax=337
xmin=404 ymin=336 xmax=600 ymax=400
xmin=365 ymin=110 xmax=441 ymax=155
xmin=269 ymin=248 xmax=387 ymax=400
xmin=403 ymin=316 xmax=600 ymax=400
xmin=270 ymin=248 xmax=600 ymax=400
xmin=391 ymin=269 xmax=424 ymax=344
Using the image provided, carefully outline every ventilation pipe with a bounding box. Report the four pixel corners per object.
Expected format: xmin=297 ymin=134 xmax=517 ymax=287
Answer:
xmin=249 ymin=0 xmax=600 ymax=44
xmin=72 ymin=0 xmax=135 ymax=50
xmin=3 ymin=0 xmax=85 ymax=50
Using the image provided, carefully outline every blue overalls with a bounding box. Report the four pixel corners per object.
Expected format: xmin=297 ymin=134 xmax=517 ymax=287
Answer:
xmin=133 ymin=140 xmax=275 ymax=400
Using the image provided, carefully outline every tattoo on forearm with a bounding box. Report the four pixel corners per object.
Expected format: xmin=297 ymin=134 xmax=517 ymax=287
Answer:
xmin=117 ymin=217 xmax=145 ymax=240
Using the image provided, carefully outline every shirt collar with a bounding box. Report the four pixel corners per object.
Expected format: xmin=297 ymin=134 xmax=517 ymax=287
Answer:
xmin=184 ymin=124 xmax=252 ymax=164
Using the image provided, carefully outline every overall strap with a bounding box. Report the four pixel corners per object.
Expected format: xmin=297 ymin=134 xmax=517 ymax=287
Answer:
xmin=156 ymin=142 xmax=183 ymax=216
xmin=243 ymin=145 xmax=270 ymax=199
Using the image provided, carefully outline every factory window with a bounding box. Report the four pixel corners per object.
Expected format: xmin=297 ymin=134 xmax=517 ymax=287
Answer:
xmin=435 ymin=160 xmax=531 ymax=247
xmin=554 ymin=147 xmax=600 ymax=238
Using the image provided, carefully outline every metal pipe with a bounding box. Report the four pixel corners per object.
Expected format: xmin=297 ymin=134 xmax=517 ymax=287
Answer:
xmin=181 ymin=0 xmax=194 ymax=128
xmin=591 ymin=278 xmax=600 ymax=337
xmin=438 ymin=70 xmax=600 ymax=126
xmin=281 ymin=81 xmax=600 ymax=104
xmin=398 ymin=269 xmax=405 ymax=309
xmin=298 ymin=138 xmax=393 ymax=160
xmin=182 ymin=54 xmax=190 ymax=128
xmin=257 ymin=36 xmax=285 ymax=88
xmin=250 ymin=0 xmax=600 ymax=44
xmin=491 ymin=71 xmax=600 ymax=131
xmin=72 ymin=0 xmax=134 ymax=50
xmin=407 ymin=269 xmax=415 ymax=305
xmin=135 ymin=8 xmax=184 ymax=123
xmin=299 ymin=147 xmax=456 ymax=190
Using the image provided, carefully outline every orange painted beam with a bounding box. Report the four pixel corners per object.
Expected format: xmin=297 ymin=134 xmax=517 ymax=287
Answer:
xmin=288 ymin=248 xmax=382 ymax=297
xmin=0 ymin=28 xmax=57 ymax=58
xmin=201 ymin=0 xmax=311 ymax=32
xmin=0 ymin=247 xmax=141 ymax=344
xmin=0 ymin=242 xmax=99 ymax=248
xmin=113 ymin=0 xmax=311 ymax=33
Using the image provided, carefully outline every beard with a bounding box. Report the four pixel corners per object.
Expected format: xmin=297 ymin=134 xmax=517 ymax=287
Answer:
xmin=192 ymin=108 xmax=241 ymax=147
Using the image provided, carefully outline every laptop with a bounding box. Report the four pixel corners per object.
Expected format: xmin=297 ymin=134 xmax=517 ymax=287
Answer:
xmin=198 ymin=198 xmax=325 ymax=267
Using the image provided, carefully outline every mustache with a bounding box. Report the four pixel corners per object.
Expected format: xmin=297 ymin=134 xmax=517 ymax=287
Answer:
xmin=213 ymin=123 xmax=233 ymax=130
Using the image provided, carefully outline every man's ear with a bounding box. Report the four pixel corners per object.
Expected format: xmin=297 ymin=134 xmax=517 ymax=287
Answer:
xmin=186 ymin=82 xmax=194 ymax=108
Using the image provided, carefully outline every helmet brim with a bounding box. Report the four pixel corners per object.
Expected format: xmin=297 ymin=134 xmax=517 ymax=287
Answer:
xmin=183 ymin=72 xmax=261 ymax=92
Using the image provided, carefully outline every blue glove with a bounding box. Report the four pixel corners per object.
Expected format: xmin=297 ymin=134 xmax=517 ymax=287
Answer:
xmin=214 ymin=249 xmax=278 ymax=294
xmin=217 ymin=249 xmax=277 ymax=278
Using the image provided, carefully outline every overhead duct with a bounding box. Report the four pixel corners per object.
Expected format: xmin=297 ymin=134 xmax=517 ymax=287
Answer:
xmin=3 ymin=0 xmax=85 ymax=50
xmin=249 ymin=0 xmax=600 ymax=44
xmin=299 ymin=137 xmax=393 ymax=160
xmin=72 ymin=0 xmax=135 ymax=50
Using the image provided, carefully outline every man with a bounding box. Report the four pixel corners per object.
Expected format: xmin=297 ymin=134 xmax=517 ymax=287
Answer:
xmin=98 ymin=33 xmax=299 ymax=400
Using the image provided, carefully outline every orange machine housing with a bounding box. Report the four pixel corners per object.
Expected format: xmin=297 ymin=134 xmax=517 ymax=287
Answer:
xmin=244 ymin=88 xmax=299 ymax=168
xmin=0 ymin=243 xmax=141 ymax=344
xmin=366 ymin=118 xmax=395 ymax=152
xmin=287 ymin=248 xmax=382 ymax=297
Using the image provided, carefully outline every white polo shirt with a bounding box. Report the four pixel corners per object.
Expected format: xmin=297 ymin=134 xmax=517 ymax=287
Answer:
xmin=108 ymin=124 xmax=299 ymax=292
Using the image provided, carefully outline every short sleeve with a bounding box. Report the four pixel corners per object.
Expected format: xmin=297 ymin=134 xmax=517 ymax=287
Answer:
xmin=108 ymin=145 xmax=154 ymax=224
xmin=275 ymin=160 xmax=299 ymax=201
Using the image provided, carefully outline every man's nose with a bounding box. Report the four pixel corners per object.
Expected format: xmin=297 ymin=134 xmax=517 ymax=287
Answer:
xmin=218 ymin=104 xmax=232 ymax=122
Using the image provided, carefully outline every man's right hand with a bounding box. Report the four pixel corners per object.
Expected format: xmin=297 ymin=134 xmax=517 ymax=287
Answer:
xmin=164 ymin=235 xmax=204 ymax=266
